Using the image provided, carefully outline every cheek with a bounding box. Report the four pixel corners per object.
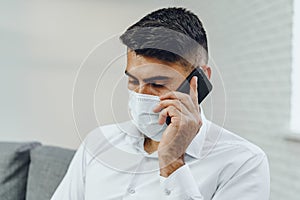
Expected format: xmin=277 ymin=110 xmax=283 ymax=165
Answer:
xmin=154 ymin=88 xmax=169 ymax=96
xmin=127 ymin=80 xmax=140 ymax=91
xmin=155 ymin=84 xmax=176 ymax=96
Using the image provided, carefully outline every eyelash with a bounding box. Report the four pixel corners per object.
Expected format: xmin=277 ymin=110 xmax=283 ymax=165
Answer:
xmin=150 ymin=83 xmax=164 ymax=88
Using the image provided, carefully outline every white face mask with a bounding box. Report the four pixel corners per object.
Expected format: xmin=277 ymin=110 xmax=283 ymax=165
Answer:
xmin=128 ymin=90 xmax=167 ymax=142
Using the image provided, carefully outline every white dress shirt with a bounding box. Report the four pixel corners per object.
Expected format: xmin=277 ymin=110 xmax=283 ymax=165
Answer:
xmin=51 ymin=112 xmax=270 ymax=200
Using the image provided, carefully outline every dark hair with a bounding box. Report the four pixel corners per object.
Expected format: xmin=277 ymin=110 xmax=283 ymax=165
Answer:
xmin=119 ymin=7 xmax=208 ymax=68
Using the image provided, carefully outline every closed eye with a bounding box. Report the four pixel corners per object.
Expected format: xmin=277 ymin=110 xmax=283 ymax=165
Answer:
xmin=128 ymin=79 xmax=139 ymax=85
xmin=149 ymin=83 xmax=165 ymax=88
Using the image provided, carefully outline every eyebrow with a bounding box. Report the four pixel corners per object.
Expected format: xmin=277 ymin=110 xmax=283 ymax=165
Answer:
xmin=125 ymin=70 xmax=170 ymax=82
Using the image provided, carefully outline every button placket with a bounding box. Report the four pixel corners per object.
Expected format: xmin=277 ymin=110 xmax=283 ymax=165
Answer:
xmin=126 ymin=157 xmax=146 ymax=196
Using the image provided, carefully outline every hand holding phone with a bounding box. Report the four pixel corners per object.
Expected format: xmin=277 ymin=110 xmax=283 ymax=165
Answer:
xmin=165 ymin=67 xmax=212 ymax=125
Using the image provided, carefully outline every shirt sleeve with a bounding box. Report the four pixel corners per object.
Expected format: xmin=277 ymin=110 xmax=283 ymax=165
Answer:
xmin=50 ymin=142 xmax=87 ymax=200
xmin=160 ymin=164 xmax=204 ymax=200
xmin=160 ymin=154 xmax=270 ymax=200
xmin=212 ymin=154 xmax=270 ymax=200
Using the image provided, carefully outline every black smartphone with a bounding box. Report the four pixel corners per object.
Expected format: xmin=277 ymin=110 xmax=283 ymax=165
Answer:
xmin=165 ymin=67 xmax=213 ymax=125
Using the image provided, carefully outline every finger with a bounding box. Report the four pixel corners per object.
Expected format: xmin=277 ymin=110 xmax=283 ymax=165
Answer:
xmin=190 ymin=76 xmax=199 ymax=109
xmin=157 ymin=106 xmax=181 ymax=125
xmin=153 ymin=99 xmax=187 ymax=113
xmin=159 ymin=91 xmax=195 ymax=111
xmin=159 ymin=91 xmax=187 ymax=101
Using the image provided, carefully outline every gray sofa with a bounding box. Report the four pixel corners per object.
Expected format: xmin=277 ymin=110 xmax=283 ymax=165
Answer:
xmin=0 ymin=142 xmax=75 ymax=200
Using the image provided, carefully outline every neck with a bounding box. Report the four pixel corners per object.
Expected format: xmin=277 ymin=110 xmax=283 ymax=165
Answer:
xmin=143 ymin=137 xmax=160 ymax=154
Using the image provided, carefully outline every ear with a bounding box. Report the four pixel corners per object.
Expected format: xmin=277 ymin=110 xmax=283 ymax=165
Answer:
xmin=201 ymin=65 xmax=211 ymax=79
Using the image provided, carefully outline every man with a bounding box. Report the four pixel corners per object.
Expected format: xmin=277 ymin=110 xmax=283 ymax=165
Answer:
xmin=51 ymin=7 xmax=270 ymax=200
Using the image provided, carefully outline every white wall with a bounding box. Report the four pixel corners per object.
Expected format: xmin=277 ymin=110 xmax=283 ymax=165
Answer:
xmin=0 ymin=0 xmax=179 ymax=148
xmin=187 ymin=1 xmax=298 ymax=199
xmin=0 ymin=1 xmax=298 ymax=199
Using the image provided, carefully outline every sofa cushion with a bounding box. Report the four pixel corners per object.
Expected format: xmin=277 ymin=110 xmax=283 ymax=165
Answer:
xmin=26 ymin=145 xmax=75 ymax=200
xmin=0 ymin=142 xmax=41 ymax=200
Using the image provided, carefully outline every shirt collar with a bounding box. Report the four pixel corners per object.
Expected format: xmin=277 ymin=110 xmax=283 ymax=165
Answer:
xmin=118 ymin=105 xmax=208 ymax=160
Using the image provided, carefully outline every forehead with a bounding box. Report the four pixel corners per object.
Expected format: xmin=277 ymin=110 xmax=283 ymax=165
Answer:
xmin=125 ymin=50 xmax=189 ymax=78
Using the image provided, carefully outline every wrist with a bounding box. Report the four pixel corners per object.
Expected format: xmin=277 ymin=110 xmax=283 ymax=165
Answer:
xmin=159 ymin=157 xmax=185 ymax=177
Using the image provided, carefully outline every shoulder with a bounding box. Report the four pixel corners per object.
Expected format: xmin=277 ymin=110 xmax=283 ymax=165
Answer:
xmin=203 ymin=121 xmax=268 ymax=173
xmin=84 ymin=121 xmax=129 ymax=143
xmin=84 ymin=121 xmax=140 ymax=144
xmin=205 ymin=121 xmax=266 ymax=157
xmin=79 ymin=121 xmax=141 ymax=160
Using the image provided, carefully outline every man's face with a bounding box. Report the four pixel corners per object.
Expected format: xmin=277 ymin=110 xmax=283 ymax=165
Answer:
xmin=125 ymin=50 xmax=192 ymax=96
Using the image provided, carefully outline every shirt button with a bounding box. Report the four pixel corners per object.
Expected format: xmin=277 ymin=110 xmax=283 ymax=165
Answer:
xmin=164 ymin=189 xmax=171 ymax=196
xmin=127 ymin=187 xmax=135 ymax=194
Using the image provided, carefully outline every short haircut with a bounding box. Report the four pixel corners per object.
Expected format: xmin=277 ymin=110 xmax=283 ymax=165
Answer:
xmin=119 ymin=7 xmax=208 ymax=68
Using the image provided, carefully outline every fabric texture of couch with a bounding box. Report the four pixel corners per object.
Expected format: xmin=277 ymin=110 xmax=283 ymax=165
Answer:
xmin=0 ymin=142 xmax=75 ymax=200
